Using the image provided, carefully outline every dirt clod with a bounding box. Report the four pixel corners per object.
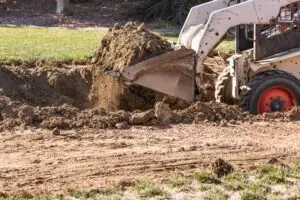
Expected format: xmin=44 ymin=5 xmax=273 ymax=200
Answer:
xmin=129 ymin=109 xmax=155 ymax=125
xmin=18 ymin=105 xmax=34 ymax=125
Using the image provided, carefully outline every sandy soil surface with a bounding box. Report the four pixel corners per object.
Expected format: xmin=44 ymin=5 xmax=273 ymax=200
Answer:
xmin=1 ymin=122 xmax=300 ymax=194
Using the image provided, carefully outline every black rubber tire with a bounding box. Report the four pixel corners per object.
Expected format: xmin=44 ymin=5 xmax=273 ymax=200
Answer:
xmin=240 ymin=71 xmax=300 ymax=114
xmin=215 ymin=67 xmax=234 ymax=104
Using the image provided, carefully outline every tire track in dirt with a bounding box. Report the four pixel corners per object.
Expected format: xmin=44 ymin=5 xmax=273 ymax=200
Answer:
xmin=1 ymin=122 xmax=300 ymax=194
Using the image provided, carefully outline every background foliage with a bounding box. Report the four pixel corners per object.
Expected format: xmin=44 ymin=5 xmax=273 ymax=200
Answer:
xmin=136 ymin=0 xmax=210 ymax=24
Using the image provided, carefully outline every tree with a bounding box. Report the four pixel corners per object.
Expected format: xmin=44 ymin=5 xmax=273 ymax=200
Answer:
xmin=136 ymin=0 xmax=210 ymax=24
xmin=56 ymin=0 xmax=70 ymax=14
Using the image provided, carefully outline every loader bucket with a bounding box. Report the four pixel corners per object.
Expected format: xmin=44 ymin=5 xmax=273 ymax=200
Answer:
xmin=107 ymin=48 xmax=196 ymax=101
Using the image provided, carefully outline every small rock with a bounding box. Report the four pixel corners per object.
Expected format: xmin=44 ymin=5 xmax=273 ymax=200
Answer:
xmin=52 ymin=128 xmax=61 ymax=136
xmin=115 ymin=122 xmax=129 ymax=129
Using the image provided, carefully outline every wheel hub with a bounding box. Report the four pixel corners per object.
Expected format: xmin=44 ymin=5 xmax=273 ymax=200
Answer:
xmin=258 ymin=87 xmax=296 ymax=114
xmin=270 ymin=98 xmax=285 ymax=112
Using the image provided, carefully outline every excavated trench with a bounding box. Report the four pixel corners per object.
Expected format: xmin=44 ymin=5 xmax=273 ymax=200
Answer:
xmin=0 ymin=23 xmax=299 ymax=131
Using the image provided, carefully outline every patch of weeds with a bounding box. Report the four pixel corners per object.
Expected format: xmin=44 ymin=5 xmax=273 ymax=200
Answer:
xmin=168 ymin=175 xmax=188 ymax=188
xmin=257 ymin=164 xmax=293 ymax=184
xmin=193 ymin=171 xmax=221 ymax=184
xmin=198 ymin=184 xmax=213 ymax=192
xmin=0 ymin=192 xmax=8 ymax=199
xmin=133 ymin=181 xmax=167 ymax=198
xmin=202 ymin=187 xmax=229 ymax=200
xmin=224 ymin=172 xmax=247 ymax=191
xmin=240 ymin=191 xmax=267 ymax=200
xmin=68 ymin=188 xmax=119 ymax=199
xmin=0 ymin=193 xmax=59 ymax=200
xmin=287 ymin=196 xmax=300 ymax=200
xmin=241 ymin=182 xmax=271 ymax=200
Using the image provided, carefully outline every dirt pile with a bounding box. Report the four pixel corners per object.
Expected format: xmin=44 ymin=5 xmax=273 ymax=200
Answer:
xmin=90 ymin=22 xmax=172 ymax=111
xmin=92 ymin=22 xmax=172 ymax=71
xmin=0 ymin=65 xmax=92 ymax=108
xmin=1 ymin=84 xmax=300 ymax=131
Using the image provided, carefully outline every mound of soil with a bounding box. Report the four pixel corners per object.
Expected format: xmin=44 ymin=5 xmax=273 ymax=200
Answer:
xmin=92 ymin=22 xmax=172 ymax=71
xmin=0 ymin=81 xmax=299 ymax=131
xmin=0 ymin=65 xmax=92 ymax=108
xmin=90 ymin=22 xmax=172 ymax=111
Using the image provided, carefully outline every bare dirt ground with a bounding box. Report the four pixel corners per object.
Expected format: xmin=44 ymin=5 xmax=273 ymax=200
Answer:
xmin=0 ymin=0 xmax=138 ymax=27
xmin=1 ymin=122 xmax=300 ymax=194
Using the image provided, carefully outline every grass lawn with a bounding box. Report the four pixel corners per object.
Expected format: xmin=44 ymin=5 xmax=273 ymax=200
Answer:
xmin=0 ymin=26 xmax=235 ymax=63
xmin=0 ymin=26 xmax=107 ymax=63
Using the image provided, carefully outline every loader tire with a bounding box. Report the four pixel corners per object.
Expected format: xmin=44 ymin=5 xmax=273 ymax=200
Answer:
xmin=215 ymin=67 xmax=234 ymax=104
xmin=240 ymin=71 xmax=300 ymax=114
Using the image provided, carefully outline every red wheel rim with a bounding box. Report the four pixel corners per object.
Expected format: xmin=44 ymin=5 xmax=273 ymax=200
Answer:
xmin=258 ymin=87 xmax=296 ymax=114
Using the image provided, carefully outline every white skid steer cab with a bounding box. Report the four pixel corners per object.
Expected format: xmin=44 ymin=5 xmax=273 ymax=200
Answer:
xmin=107 ymin=0 xmax=300 ymax=114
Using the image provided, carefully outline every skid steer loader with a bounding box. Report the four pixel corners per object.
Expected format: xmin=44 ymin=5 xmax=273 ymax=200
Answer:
xmin=107 ymin=0 xmax=300 ymax=114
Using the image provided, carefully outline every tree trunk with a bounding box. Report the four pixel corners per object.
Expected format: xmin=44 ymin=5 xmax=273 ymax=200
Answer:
xmin=56 ymin=0 xmax=70 ymax=14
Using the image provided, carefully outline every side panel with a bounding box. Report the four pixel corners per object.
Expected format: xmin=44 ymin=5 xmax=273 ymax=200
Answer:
xmin=250 ymin=57 xmax=300 ymax=79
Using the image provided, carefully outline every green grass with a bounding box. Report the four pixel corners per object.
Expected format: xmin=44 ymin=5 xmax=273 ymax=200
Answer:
xmin=193 ymin=171 xmax=221 ymax=184
xmin=158 ymin=32 xmax=179 ymax=43
xmin=167 ymin=175 xmax=188 ymax=188
xmin=224 ymin=172 xmax=247 ymax=191
xmin=0 ymin=26 xmax=106 ymax=63
xmin=202 ymin=187 xmax=229 ymax=200
xmin=0 ymin=26 xmax=234 ymax=64
xmin=160 ymin=32 xmax=235 ymax=54
xmin=240 ymin=191 xmax=267 ymax=200
xmin=215 ymin=39 xmax=235 ymax=55
xmin=133 ymin=181 xmax=167 ymax=198
xmin=0 ymin=192 xmax=60 ymax=200
xmin=256 ymin=164 xmax=297 ymax=184
xmin=240 ymin=182 xmax=271 ymax=200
